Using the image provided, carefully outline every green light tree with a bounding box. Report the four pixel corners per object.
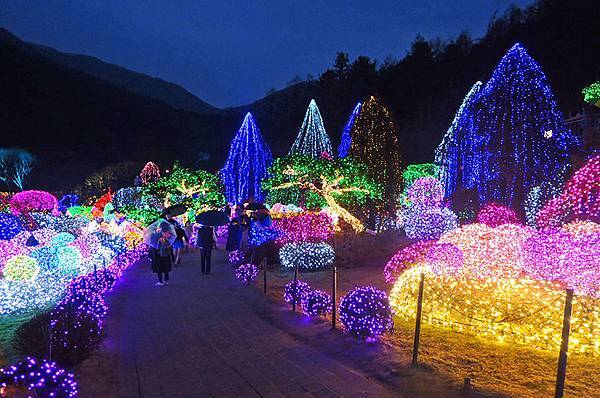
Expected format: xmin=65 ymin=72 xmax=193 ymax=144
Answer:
xmin=263 ymin=154 xmax=381 ymax=231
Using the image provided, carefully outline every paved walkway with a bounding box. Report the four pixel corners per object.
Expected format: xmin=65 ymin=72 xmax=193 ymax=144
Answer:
xmin=103 ymin=249 xmax=396 ymax=398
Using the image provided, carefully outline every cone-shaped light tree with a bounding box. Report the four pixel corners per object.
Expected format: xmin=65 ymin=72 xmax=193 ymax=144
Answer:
xmin=462 ymin=43 xmax=579 ymax=206
xmin=337 ymin=102 xmax=362 ymax=158
xmin=348 ymin=96 xmax=403 ymax=213
xmin=221 ymin=112 xmax=273 ymax=203
xmin=139 ymin=161 xmax=160 ymax=185
xmin=289 ymin=99 xmax=333 ymax=157
xmin=434 ymin=81 xmax=482 ymax=197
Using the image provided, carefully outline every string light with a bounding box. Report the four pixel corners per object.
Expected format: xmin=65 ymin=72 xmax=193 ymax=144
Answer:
xmin=0 ymin=357 xmax=78 ymax=397
xmin=284 ymin=280 xmax=312 ymax=304
xmin=228 ymin=250 xmax=244 ymax=265
xmin=301 ymin=289 xmax=333 ymax=316
xmin=477 ymin=203 xmax=521 ymax=227
xmin=279 ymin=242 xmax=335 ymax=272
xmin=402 ymin=164 xmax=439 ymax=193
xmin=524 ymin=182 xmax=560 ymax=227
xmin=384 ymin=240 xmax=435 ymax=284
xmin=0 ymin=213 xmax=22 ymax=240
xmin=264 ymin=155 xmax=381 ymax=232
xmin=337 ymin=102 xmax=362 ymax=158
xmin=453 ymin=44 xmax=579 ymax=206
xmin=349 ymin=96 xmax=403 ymax=212
xmin=434 ymin=82 xmax=482 ymax=198
xmin=289 ymin=99 xmax=332 ymax=157
xmin=140 ymin=161 xmax=160 ymax=185
xmin=234 ymin=263 xmax=259 ymax=284
xmin=339 ymin=286 xmax=394 ymax=339
xmin=390 ymin=266 xmax=600 ymax=354
xmin=9 ymin=190 xmax=58 ymax=215
xmin=273 ymin=212 xmax=334 ymax=244
xmin=583 ymin=81 xmax=600 ymax=107
xmin=221 ymin=112 xmax=273 ymax=203
xmin=58 ymin=194 xmax=79 ymax=213
xmin=2 ymin=255 xmax=40 ymax=281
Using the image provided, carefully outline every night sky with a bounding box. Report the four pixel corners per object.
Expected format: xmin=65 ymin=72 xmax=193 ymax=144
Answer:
xmin=1 ymin=0 xmax=531 ymax=108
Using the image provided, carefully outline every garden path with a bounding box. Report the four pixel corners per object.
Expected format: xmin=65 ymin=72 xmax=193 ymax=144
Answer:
xmin=88 ymin=249 xmax=397 ymax=398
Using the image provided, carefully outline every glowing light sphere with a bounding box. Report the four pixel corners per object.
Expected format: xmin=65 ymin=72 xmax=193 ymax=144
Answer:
xmin=279 ymin=242 xmax=335 ymax=272
xmin=477 ymin=203 xmax=521 ymax=227
xmin=407 ymin=177 xmax=443 ymax=209
xmin=383 ymin=240 xmax=435 ymax=284
xmin=403 ymin=207 xmax=458 ymax=240
xmin=30 ymin=246 xmax=56 ymax=270
xmin=0 ymin=213 xmax=22 ymax=240
xmin=51 ymin=232 xmax=76 ymax=247
xmin=249 ymin=226 xmax=280 ymax=247
xmin=0 ymin=357 xmax=78 ymax=398
xmin=3 ymin=255 xmax=40 ymax=281
xmin=583 ymin=81 xmax=600 ymax=107
xmin=234 ymin=263 xmax=259 ymax=284
xmin=301 ymin=289 xmax=333 ymax=316
xmin=10 ymin=190 xmax=59 ymax=215
xmin=284 ymin=280 xmax=312 ymax=304
xmin=339 ymin=286 xmax=393 ymax=339
xmin=56 ymin=246 xmax=83 ymax=275
xmin=390 ymin=266 xmax=600 ymax=354
xmin=228 ymin=250 xmax=244 ymax=265
xmin=273 ymin=212 xmax=334 ymax=245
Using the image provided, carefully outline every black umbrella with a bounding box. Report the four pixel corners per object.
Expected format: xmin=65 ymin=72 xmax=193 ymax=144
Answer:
xmin=164 ymin=204 xmax=187 ymax=217
xmin=244 ymin=202 xmax=267 ymax=211
xmin=195 ymin=210 xmax=229 ymax=226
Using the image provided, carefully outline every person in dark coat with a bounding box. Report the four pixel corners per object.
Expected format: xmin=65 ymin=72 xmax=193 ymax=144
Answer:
xmin=151 ymin=222 xmax=174 ymax=286
xmin=196 ymin=224 xmax=216 ymax=274
xmin=225 ymin=218 xmax=242 ymax=252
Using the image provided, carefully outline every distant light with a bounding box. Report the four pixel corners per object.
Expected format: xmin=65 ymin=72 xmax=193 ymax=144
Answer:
xmin=544 ymin=129 xmax=553 ymax=139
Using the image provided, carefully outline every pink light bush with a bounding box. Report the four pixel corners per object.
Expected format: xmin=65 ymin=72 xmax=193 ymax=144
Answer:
xmin=273 ymin=212 xmax=334 ymax=245
xmin=477 ymin=203 xmax=521 ymax=227
xmin=384 ymin=240 xmax=435 ymax=284
xmin=9 ymin=190 xmax=59 ymax=215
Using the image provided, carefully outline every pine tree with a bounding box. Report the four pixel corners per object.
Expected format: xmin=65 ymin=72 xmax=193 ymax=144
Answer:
xmin=289 ymin=99 xmax=332 ymax=157
xmin=348 ymin=96 xmax=403 ymax=213
xmin=434 ymin=81 xmax=482 ymax=197
xmin=463 ymin=43 xmax=579 ymax=206
xmin=337 ymin=102 xmax=362 ymax=158
xmin=221 ymin=112 xmax=273 ymax=204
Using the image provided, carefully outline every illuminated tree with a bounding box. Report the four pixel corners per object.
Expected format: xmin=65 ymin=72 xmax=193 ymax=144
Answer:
xmin=402 ymin=163 xmax=439 ymax=194
xmin=263 ymin=155 xmax=381 ymax=232
xmin=434 ymin=82 xmax=482 ymax=197
xmin=583 ymin=81 xmax=600 ymax=107
xmin=139 ymin=161 xmax=160 ymax=185
xmin=0 ymin=149 xmax=35 ymax=190
xmin=337 ymin=102 xmax=362 ymax=158
xmin=221 ymin=112 xmax=273 ymax=203
xmin=289 ymin=99 xmax=333 ymax=157
xmin=348 ymin=96 xmax=403 ymax=213
xmin=459 ymin=43 xmax=579 ymax=206
xmin=134 ymin=166 xmax=225 ymax=222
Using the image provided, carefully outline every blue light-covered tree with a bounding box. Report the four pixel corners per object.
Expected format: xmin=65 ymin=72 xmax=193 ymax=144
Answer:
xmin=221 ymin=112 xmax=273 ymax=204
xmin=434 ymin=82 xmax=482 ymax=197
xmin=289 ymin=99 xmax=332 ymax=157
xmin=457 ymin=43 xmax=579 ymax=206
xmin=337 ymin=102 xmax=362 ymax=158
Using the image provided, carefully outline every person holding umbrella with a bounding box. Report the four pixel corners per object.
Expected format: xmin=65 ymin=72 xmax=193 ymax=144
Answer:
xmin=144 ymin=220 xmax=177 ymax=286
xmin=195 ymin=210 xmax=229 ymax=274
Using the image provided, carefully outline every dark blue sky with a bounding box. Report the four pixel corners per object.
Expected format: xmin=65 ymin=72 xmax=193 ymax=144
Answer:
xmin=1 ymin=0 xmax=530 ymax=108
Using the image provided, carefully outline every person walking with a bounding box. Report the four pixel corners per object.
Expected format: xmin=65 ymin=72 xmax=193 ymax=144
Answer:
xmin=197 ymin=224 xmax=217 ymax=274
xmin=225 ymin=218 xmax=242 ymax=252
xmin=151 ymin=222 xmax=174 ymax=286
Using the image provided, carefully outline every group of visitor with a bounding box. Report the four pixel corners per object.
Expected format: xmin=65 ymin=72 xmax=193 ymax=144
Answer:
xmin=147 ymin=210 xmax=217 ymax=287
xmin=145 ymin=202 xmax=269 ymax=287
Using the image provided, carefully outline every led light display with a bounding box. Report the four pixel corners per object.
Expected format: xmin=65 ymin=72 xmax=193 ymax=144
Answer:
xmin=339 ymin=286 xmax=393 ymax=339
xmin=337 ymin=102 xmax=362 ymax=158
xmin=279 ymin=242 xmax=335 ymax=272
xmin=289 ymin=99 xmax=333 ymax=157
